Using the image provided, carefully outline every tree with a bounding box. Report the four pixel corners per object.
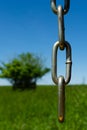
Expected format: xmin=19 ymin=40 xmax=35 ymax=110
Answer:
xmin=0 ymin=53 xmax=50 ymax=90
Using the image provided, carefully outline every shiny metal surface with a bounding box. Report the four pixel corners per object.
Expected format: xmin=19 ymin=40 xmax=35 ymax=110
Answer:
xmin=50 ymin=0 xmax=70 ymax=15
xmin=50 ymin=0 xmax=72 ymax=123
xmin=58 ymin=76 xmax=65 ymax=122
xmin=58 ymin=5 xmax=65 ymax=50
xmin=52 ymin=41 xmax=72 ymax=85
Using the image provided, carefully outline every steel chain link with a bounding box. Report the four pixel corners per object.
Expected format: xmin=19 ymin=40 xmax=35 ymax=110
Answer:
xmin=51 ymin=0 xmax=72 ymax=122
xmin=50 ymin=0 xmax=70 ymax=15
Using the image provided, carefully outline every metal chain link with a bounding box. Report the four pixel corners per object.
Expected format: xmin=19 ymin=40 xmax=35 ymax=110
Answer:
xmin=58 ymin=5 xmax=65 ymax=50
xmin=50 ymin=0 xmax=70 ymax=15
xmin=51 ymin=0 xmax=72 ymax=122
xmin=52 ymin=41 xmax=72 ymax=85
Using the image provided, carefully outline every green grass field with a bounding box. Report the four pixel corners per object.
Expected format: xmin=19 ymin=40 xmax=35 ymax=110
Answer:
xmin=0 ymin=85 xmax=87 ymax=130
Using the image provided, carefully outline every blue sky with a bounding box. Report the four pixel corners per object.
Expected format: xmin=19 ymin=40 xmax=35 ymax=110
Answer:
xmin=0 ymin=0 xmax=87 ymax=85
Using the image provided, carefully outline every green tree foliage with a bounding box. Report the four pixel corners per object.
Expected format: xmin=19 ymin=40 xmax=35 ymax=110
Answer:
xmin=0 ymin=53 xmax=50 ymax=90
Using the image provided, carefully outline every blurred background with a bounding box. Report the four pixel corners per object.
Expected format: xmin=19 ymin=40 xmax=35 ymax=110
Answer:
xmin=0 ymin=0 xmax=87 ymax=85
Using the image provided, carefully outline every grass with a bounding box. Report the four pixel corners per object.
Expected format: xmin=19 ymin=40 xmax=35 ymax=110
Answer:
xmin=0 ymin=85 xmax=87 ymax=130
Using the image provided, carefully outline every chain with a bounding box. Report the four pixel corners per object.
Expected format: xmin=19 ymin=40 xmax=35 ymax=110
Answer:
xmin=51 ymin=0 xmax=72 ymax=122
xmin=51 ymin=0 xmax=70 ymax=15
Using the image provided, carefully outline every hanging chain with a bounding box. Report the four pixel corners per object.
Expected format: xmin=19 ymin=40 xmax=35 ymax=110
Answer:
xmin=51 ymin=0 xmax=70 ymax=15
xmin=51 ymin=0 xmax=72 ymax=122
